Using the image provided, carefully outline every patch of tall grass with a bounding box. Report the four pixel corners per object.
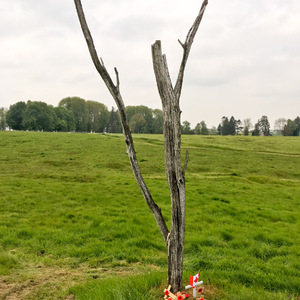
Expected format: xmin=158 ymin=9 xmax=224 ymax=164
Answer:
xmin=70 ymin=271 xmax=164 ymax=300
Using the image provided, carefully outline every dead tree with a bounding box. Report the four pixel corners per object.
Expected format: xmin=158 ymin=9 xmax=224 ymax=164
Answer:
xmin=74 ymin=0 xmax=208 ymax=292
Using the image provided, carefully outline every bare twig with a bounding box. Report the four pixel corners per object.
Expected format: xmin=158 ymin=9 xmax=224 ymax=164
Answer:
xmin=182 ymin=148 xmax=189 ymax=177
xmin=114 ymin=67 xmax=120 ymax=92
xmin=178 ymin=39 xmax=185 ymax=49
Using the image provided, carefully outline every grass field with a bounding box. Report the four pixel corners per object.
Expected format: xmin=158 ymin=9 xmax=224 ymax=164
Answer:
xmin=0 ymin=131 xmax=299 ymax=299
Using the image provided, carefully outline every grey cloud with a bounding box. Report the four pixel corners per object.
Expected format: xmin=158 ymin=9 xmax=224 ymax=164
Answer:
xmin=108 ymin=15 xmax=165 ymax=42
xmin=1 ymin=0 xmax=299 ymax=128
xmin=0 ymin=0 xmax=77 ymax=38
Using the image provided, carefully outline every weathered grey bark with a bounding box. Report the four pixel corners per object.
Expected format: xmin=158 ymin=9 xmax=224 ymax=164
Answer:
xmin=74 ymin=0 xmax=208 ymax=292
xmin=151 ymin=1 xmax=208 ymax=291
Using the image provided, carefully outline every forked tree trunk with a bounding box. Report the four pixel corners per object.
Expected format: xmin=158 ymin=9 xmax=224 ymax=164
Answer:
xmin=152 ymin=40 xmax=187 ymax=290
xmin=74 ymin=0 xmax=208 ymax=292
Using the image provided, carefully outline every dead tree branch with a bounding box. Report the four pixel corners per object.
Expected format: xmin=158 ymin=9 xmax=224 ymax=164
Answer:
xmin=74 ymin=0 xmax=169 ymax=244
xmin=174 ymin=0 xmax=209 ymax=101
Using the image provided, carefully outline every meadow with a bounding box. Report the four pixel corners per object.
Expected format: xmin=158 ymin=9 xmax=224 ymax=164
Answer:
xmin=0 ymin=131 xmax=299 ymax=299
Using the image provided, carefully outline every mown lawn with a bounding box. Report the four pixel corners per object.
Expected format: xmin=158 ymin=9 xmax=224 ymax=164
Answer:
xmin=0 ymin=131 xmax=299 ymax=299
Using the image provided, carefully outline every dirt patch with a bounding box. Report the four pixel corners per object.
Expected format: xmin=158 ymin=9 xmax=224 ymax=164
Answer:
xmin=1 ymin=262 xmax=217 ymax=300
xmin=0 ymin=263 xmax=146 ymax=300
xmin=0 ymin=266 xmax=84 ymax=300
xmin=184 ymin=284 xmax=221 ymax=300
xmin=0 ymin=280 xmax=35 ymax=300
xmin=201 ymin=284 xmax=221 ymax=299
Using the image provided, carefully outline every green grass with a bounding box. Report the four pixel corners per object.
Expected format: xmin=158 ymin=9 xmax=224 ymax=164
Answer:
xmin=0 ymin=132 xmax=299 ymax=299
xmin=70 ymin=271 xmax=164 ymax=300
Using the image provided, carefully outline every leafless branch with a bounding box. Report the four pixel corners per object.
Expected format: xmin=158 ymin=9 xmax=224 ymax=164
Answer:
xmin=73 ymin=0 xmax=170 ymax=244
xmin=174 ymin=0 xmax=208 ymax=100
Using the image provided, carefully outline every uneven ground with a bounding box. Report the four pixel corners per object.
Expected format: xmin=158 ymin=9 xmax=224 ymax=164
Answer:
xmin=0 ymin=132 xmax=299 ymax=299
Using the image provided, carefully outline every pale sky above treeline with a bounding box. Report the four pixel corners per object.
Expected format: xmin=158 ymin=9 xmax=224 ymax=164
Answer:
xmin=1 ymin=0 xmax=299 ymax=128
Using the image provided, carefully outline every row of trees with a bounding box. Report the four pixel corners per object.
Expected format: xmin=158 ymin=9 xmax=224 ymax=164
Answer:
xmin=1 ymin=99 xmax=299 ymax=136
xmin=0 ymin=97 xmax=162 ymax=133
xmin=274 ymin=117 xmax=300 ymax=136
xmin=181 ymin=116 xmax=299 ymax=136
xmin=216 ymin=115 xmax=300 ymax=136
xmin=1 ymin=99 xmax=207 ymax=135
xmin=2 ymin=98 xmax=109 ymax=133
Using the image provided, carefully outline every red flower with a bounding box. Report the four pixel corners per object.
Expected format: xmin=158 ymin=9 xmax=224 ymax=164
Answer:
xmin=185 ymin=294 xmax=190 ymax=298
xmin=198 ymin=288 xmax=203 ymax=293
xmin=165 ymin=290 xmax=169 ymax=296
xmin=200 ymin=298 xmax=205 ymax=300
xmin=178 ymin=296 xmax=183 ymax=300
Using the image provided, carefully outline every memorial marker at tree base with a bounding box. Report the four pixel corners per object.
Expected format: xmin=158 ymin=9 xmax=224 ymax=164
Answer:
xmin=185 ymin=271 xmax=204 ymax=299
xmin=164 ymin=285 xmax=190 ymax=300
xmin=163 ymin=272 xmax=206 ymax=300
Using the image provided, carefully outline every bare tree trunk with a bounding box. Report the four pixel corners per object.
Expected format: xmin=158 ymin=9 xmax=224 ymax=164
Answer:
xmin=73 ymin=0 xmax=208 ymax=292
xmin=151 ymin=0 xmax=208 ymax=290
xmin=151 ymin=41 xmax=186 ymax=290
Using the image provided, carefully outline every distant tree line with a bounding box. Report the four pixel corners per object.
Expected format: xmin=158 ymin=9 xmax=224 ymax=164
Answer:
xmin=1 ymin=97 xmax=111 ymax=133
xmin=1 ymin=97 xmax=162 ymax=134
xmin=274 ymin=117 xmax=300 ymax=136
xmin=1 ymin=98 xmax=299 ymax=136
xmin=216 ymin=115 xmax=300 ymax=136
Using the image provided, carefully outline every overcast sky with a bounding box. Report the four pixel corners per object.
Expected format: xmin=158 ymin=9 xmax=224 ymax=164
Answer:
xmin=1 ymin=0 xmax=299 ymax=128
